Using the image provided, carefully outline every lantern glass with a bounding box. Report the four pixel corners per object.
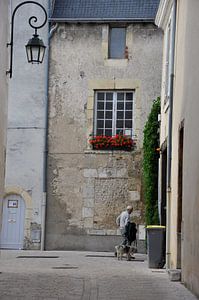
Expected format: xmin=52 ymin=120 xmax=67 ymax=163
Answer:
xmin=25 ymin=34 xmax=46 ymax=64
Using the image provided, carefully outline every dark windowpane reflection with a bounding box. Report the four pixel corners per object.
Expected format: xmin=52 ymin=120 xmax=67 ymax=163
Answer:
xmin=97 ymin=120 xmax=104 ymax=128
xmin=117 ymin=111 xmax=124 ymax=119
xmin=105 ymin=120 xmax=112 ymax=128
xmin=106 ymin=93 xmax=113 ymax=101
xmin=97 ymin=129 xmax=103 ymax=135
xmin=97 ymin=102 xmax=104 ymax=109
xmin=117 ymin=102 xmax=124 ymax=110
xmin=97 ymin=111 xmax=104 ymax=119
xmin=126 ymin=93 xmax=133 ymax=101
xmin=97 ymin=93 xmax=104 ymax=101
xmin=125 ymin=111 xmax=132 ymax=119
xmin=105 ymin=111 xmax=112 ymax=119
xmin=125 ymin=102 xmax=133 ymax=110
xmin=106 ymin=102 xmax=113 ymax=109
xmin=116 ymin=120 xmax=123 ymax=128
xmin=125 ymin=120 xmax=132 ymax=128
xmin=116 ymin=129 xmax=124 ymax=135
xmin=117 ymin=93 xmax=124 ymax=101
xmin=105 ymin=129 xmax=112 ymax=136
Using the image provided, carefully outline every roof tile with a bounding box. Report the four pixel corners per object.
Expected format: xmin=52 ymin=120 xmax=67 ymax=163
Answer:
xmin=51 ymin=0 xmax=160 ymax=21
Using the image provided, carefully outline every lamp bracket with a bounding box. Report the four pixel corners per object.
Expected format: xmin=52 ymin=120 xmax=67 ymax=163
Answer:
xmin=7 ymin=1 xmax=47 ymax=78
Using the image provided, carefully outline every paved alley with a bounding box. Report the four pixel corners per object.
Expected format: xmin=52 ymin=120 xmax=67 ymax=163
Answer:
xmin=0 ymin=250 xmax=197 ymax=300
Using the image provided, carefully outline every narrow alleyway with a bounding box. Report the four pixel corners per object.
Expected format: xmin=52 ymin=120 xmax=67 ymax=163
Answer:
xmin=0 ymin=250 xmax=197 ymax=300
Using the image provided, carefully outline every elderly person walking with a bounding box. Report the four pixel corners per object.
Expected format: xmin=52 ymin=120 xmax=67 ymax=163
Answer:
xmin=116 ymin=205 xmax=133 ymax=246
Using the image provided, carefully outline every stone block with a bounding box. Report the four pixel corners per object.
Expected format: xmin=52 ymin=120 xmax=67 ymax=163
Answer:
xmin=83 ymin=169 xmax=97 ymax=178
xmin=98 ymin=168 xmax=108 ymax=178
xmin=84 ymin=217 xmax=93 ymax=228
xmin=168 ymin=269 xmax=181 ymax=282
xmin=88 ymin=229 xmax=106 ymax=235
xmin=88 ymin=79 xmax=115 ymax=90
xmin=82 ymin=207 xmax=94 ymax=218
xmin=106 ymin=229 xmax=117 ymax=236
xmin=132 ymin=210 xmax=141 ymax=218
xmin=116 ymin=229 xmax=121 ymax=236
xmin=87 ymin=96 xmax=94 ymax=110
xmin=98 ymin=167 xmax=117 ymax=178
xmin=83 ymin=197 xmax=94 ymax=208
xmin=104 ymin=59 xmax=128 ymax=67
xmin=129 ymin=190 xmax=140 ymax=201
xmin=138 ymin=224 xmax=146 ymax=240
xmin=116 ymin=168 xmax=127 ymax=177
xmin=83 ymin=186 xmax=94 ymax=198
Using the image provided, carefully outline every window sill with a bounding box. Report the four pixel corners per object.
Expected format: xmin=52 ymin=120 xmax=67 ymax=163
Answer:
xmin=104 ymin=59 xmax=128 ymax=67
xmin=84 ymin=148 xmax=134 ymax=155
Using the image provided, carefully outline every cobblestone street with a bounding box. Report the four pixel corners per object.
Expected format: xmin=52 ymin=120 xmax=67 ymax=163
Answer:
xmin=0 ymin=250 xmax=197 ymax=300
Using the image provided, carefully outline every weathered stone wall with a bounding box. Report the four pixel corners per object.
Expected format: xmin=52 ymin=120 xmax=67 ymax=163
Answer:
xmin=46 ymin=23 xmax=162 ymax=251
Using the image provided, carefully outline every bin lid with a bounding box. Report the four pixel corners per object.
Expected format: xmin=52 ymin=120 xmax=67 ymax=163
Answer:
xmin=146 ymin=225 xmax=166 ymax=229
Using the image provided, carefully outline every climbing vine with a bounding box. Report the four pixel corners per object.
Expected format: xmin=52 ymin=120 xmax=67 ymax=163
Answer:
xmin=143 ymin=97 xmax=160 ymax=225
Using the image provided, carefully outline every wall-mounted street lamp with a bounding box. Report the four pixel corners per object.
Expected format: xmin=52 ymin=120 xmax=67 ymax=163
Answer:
xmin=7 ymin=1 xmax=47 ymax=78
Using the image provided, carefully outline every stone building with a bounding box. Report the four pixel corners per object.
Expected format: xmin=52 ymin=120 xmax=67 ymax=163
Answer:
xmin=156 ymin=0 xmax=199 ymax=297
xmin=0 ymin=0 xmax=49 ymax=250
xmin=46 ymin=0 xmax=163 ymax=251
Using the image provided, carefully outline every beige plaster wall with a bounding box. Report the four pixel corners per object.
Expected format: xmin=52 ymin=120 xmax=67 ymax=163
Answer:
xmin=173 ymin=1 xmax=199 ymax=296
xmin=159 ymin=0 xmax=199 ymax=297
xmin=0 ymin=1 xmax=8 ymax=228
xmin=46 ymin=23 xmax=163 ymax=250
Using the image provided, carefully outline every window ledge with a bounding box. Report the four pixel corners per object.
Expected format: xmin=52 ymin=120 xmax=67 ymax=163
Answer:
xmin=84 ymin=149 xmax=133 ymax=155
xmin=104 ymin=59 xmax=128 ymax=67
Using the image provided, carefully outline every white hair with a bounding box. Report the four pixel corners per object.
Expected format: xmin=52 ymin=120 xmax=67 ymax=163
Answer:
xmin=127 ymin=205 xmax=133 ymax=210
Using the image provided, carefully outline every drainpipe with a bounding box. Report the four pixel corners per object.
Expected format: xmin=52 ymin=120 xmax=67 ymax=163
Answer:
xmin=40 ymin=0 xmax=58 ymax=251
xmin=166 ymin=0 xmax=177 ymax=269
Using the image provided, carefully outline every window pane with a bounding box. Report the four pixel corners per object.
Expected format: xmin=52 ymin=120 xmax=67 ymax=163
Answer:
xmin=117 ymin=111 xmax=124 ymax=119
xmin=125 ymin=102 xmax=133 ymax=110
xmin=105 ymin=129 xmax=112 ymax=136
xmin=126 ymin=93 xmax=133 ymax=101
xmin=109 ymin=28 xmax=126 ymax=59
xmin=125 ymin=111 xmax=132 ymax=119
xmin=97 ymin=120 xmax=104 ymax=128
xmin=117 ymin=102 xmax=124 ymax=110
xmin=106 ymin=102 xmax=113 ymax=109
xmin=105 ymin=120 xmax=112 ymax=128
xmin=97 ymin=129 xmax=103 ymax=135
xmin=117 ymin=93 xmax=124 ymax=101
xmin=95 ymin=91 xmax=133 ymax=139
xmin=125 ymin=120 xmax=132 ymax=128
xmin=97 ymin=111 xmax=104 ymax=119
xmin=106 ymin=92 xmax=113 ymax=101
xmin=116 ymin=120 xmax=123 ymax=128
xmin=97 ymin=102 xmax=104 ymax=109
xmin=105 ymin=111 xmax=112 ymax=119
xmin=97 ymin=93 xmax=104 ymax=101
xmin=116 ymin=129 xmax=124 ymax=135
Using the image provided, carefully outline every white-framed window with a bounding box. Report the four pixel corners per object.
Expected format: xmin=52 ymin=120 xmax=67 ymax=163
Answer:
xmin=94 ymin=91 xmax=134 ymax=137
xmin=108 ymin=27 xmax=126 ymax=59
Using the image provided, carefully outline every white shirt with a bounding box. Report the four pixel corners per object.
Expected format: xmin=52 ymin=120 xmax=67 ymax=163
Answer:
xmin=116 ymin=211 xmax=130 ymax=229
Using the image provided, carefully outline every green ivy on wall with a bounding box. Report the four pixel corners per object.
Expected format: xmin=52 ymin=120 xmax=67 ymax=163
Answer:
xmin=143 ymin=97 xmax=160 ymax=225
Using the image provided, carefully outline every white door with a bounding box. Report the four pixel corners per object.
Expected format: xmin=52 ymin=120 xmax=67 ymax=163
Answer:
xmin=0 ymin=195 xmax=25 ymax=249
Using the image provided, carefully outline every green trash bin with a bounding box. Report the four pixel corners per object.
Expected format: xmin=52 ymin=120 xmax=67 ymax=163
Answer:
xmin=146 ymin=225 xmax=166 ymax=268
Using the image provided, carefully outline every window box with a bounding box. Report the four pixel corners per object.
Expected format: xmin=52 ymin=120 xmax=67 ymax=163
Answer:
xmin=89 ymin=134 xmax=135 ymax=151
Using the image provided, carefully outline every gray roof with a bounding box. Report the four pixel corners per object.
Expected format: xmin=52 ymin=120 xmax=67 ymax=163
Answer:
xmin=51 ymin=0 xmax=160 ymax=22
